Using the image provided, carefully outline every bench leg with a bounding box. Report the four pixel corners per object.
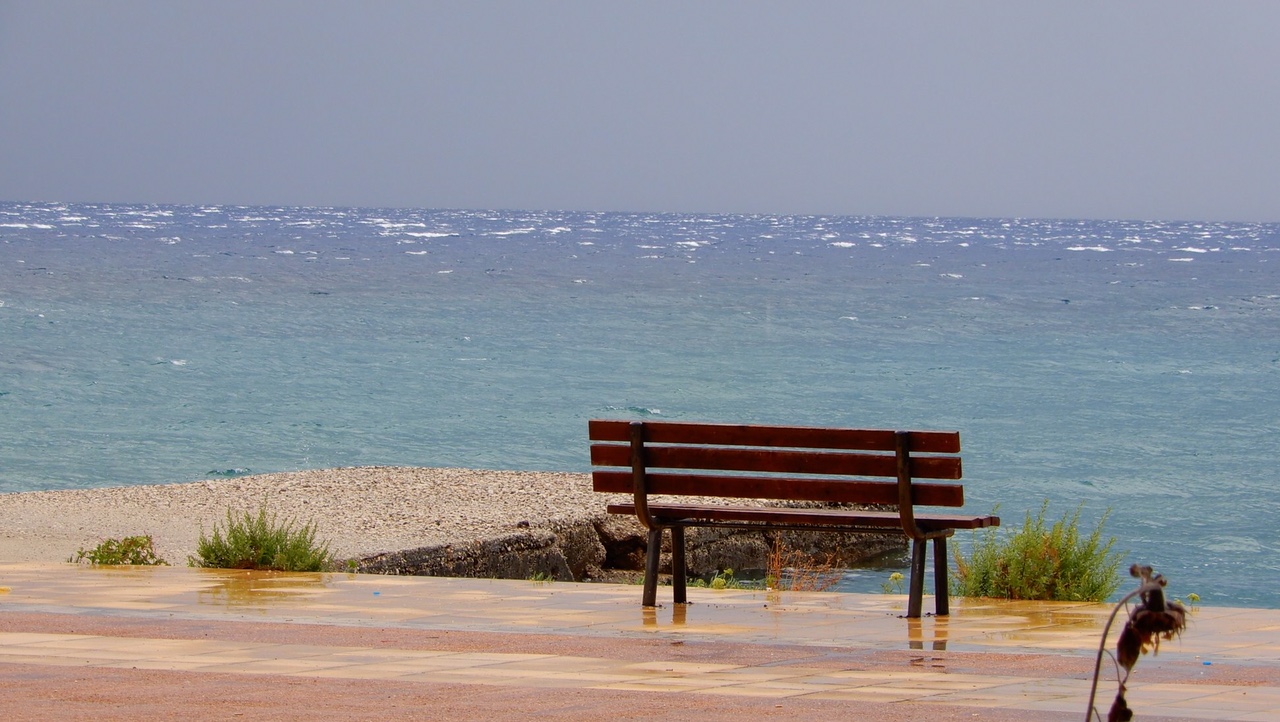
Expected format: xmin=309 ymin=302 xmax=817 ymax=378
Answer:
xmin=642 ymin=527 xmax=663 ymax=607
xmin=907 ymin=538 xmax=926 ymax=618
xmin=933 ymin=536 xmax=950 ymax=616
xmin=931 ymin=535 xmax=952 ymax=614
xmin=671 ymin=526 xmax=688 ymax=604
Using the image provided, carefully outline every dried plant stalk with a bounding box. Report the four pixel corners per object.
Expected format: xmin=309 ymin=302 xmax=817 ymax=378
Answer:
xmin=766 ymin=539 xmax=843 ymax=592
xmin=1086 ymin=565 xmax=1188 ymax=722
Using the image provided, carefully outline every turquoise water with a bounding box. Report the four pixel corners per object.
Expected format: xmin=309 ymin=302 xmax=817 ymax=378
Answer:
xmin=2 ymin=202 xmax=1277 ymax=605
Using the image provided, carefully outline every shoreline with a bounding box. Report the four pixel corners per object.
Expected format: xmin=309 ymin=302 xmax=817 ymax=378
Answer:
xmin=0 ymin=466 xmax=905 ymax=584
xmin=0 ymin=467 xmax=602 ymax=567
xmin=6 ymin=468 xmax=1277 ymax=612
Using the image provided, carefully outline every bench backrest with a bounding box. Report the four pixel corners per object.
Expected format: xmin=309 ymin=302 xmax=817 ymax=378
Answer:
xmin=590 ymin=419 xmax=965 ymax=508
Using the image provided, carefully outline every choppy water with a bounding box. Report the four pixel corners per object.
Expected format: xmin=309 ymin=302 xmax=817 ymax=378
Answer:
xmin=2 ymin=201 xmax=1277 ymax=606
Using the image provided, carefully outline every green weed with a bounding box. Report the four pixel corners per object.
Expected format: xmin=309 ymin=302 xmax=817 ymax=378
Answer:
xmin=881 ymin=571 xmax=905 ymax=594
xmin=70 ymin=535 xmax=168 ymax=566
xmin=952 ymin=500 xmax=1126 ymax=602
xmin=690 ymin=568 xmax=752 ymax=589
xmin=1174 ymin=591 xmax=1202 ymax=608
xmin=188 ymin=502 xmax=336 ymax=572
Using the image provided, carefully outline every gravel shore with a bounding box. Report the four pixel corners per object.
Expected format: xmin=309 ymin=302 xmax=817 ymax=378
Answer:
xmin=0 ymin=467 xmax=605 ymax=566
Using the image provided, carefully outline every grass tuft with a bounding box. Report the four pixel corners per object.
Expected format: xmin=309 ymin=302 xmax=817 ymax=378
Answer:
xmin=188 ymin=502 xmax=336 ymax=572
xmin=952 ymin=500 xmax=1126 ymax=602
xmin=70 ymin=535 xmax=168 ymax=566
xmin=690 ymin=568 xmax=752 ymax=589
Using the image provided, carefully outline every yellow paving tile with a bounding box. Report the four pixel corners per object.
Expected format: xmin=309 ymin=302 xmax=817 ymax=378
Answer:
xmin=1146 ymin=685 xmax=1280 ymax=709
xmin=484 ymin=655 xmax=626 ymax=672
xmin=31 ymin=636 xmax=193 ymax=653
xmin=198 ymin=658 xmax=363 ymax=674
xmin=100 ymin=658 xmax=236 ymax=672
xmin=327 ymin=648 xmax=459 ymax=662
xmin=715 ymin=678 xmax=851 ymax=693
xmin=306 ymin=659 xmax=492 ymax=674
xmin=297 ymin=665 xmax=431 ymax=680
xmin=696 ymin=668 xmax=819 ymax=683
xmin=688 ymin=684 xmax=816 ymax=698
xmin=527 ymin=670 xmax=642 ymax=684
xmin=592 ymin=678 xmax=734 ymax=692
xmin=621 ymin=660 xmax=741 ymax=674
xmin=0 ymin=632 xmax=98 ymax=645
xmin=802 ymin=687 xmax=940 ymax=702
xmin=0 ymin=654 xmax=101 ymax=667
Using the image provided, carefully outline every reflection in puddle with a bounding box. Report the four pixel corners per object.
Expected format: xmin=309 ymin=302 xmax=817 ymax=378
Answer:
xmin=194 ymin=569 xmax=341 ymax=609
xmin=641 ymin=603 xmax=689 ymax=627
xmin=74 ymin=565 xmax=169 ymax=582
xmin=908 ymin=616 xmax=948 ymax=650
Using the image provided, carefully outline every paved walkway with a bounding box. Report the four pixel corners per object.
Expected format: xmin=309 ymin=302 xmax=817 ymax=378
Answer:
xmin=1 ymin=563 xmax=1277 ymax=720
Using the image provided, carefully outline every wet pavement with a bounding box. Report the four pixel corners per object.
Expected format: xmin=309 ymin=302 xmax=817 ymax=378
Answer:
xmin=1 ymin=563 xmax=1277 ymax=720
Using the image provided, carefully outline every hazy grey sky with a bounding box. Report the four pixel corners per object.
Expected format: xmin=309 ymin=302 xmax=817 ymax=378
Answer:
xmin=2 ymin=1 xmax=1277 ymax=222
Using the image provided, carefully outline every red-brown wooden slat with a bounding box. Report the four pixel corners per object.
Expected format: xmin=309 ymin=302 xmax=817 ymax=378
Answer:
xmin=606 ymin=503 xmax=999 ymax=530
xmin=590 ymin=443 xmax=961 ymax=480
xmin=588 ymin=419 xmax=960 ymax=453
xmin=592 ymin=471 xmax=966 ymax=507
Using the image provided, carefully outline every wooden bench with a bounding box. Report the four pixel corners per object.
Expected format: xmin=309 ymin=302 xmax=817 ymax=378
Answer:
xmin=590 ymin=419 xmax=1000 ymax=618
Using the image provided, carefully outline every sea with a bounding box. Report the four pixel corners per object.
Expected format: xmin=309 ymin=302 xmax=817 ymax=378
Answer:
xmin=2 ymin=201 xmax=1277 ymax=607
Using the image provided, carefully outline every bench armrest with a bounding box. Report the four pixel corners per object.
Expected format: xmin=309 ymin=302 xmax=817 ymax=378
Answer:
xmin=630 ymin=421 xmax=656 ymax=529
xmin=895 ymin=430 xmax=925 ymax=540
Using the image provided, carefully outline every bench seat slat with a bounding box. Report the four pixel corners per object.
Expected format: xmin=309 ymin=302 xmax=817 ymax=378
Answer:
xmin=589 ymin=419 xmax=960 ymax=453
xmin=590 ymin=443 xmax=961 ymax=480
xmin=607 ymin=503 xmax=999 ymax=532
xmin=592 ymin=470 xmax=966 ymax=507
